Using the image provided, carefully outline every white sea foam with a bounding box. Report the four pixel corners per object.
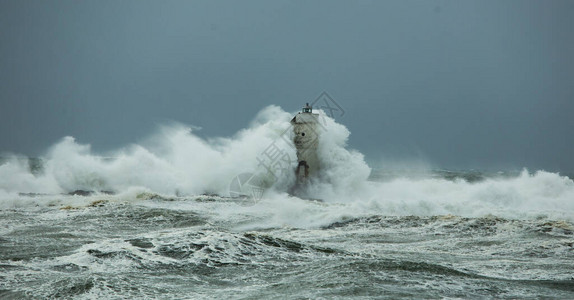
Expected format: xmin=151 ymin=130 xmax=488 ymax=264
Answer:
xmin=0 ymin=105 xmax=294 ymax=196
xmin=334 ymin=169 xmax=574 ymax=221
xmin=1 ymin=105 xmax=573 ymax=221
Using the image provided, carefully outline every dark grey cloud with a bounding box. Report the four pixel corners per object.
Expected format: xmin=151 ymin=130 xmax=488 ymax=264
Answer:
xmin=1 ymin=0 xmax=573 ymax=171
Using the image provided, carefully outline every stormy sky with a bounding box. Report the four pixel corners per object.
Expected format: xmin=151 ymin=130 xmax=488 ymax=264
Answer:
xmin=1 ymin=0 xmax=573 ymax=171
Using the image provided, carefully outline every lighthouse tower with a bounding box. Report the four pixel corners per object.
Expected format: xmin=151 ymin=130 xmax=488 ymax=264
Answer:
xmin=290 ymin=103 xmax=320 ymax=182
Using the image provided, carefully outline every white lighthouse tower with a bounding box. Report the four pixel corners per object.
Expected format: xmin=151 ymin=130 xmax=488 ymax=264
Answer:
xmin=290 ymin=103 xmax=321 ymax=182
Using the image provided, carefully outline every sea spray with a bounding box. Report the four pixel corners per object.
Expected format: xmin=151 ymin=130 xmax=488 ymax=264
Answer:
xmin=0 ymin=106 xmax=296 ymax=195
xmin=1 ymin=106 xmax=574 ymax=298
xmin=1 ymin=106 xmax=573 ymax=221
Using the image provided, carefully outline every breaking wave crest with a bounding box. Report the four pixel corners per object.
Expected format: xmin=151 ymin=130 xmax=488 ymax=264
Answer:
xmin=1 ymin=105 xmax=573 ymax=221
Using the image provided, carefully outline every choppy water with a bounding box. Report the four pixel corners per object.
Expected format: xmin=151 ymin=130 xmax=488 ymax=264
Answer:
xmin=1 ymin=107 xmax=573 ymax=298
xmin=1 ymin=170 xmax=573 ymax=299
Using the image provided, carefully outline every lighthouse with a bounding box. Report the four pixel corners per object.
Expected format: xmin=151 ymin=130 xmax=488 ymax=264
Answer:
xmin=290 ymin=103 xmax=321 ymax=182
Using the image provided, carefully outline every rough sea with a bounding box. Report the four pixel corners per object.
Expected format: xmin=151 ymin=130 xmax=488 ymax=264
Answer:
xmin=1 ymin=106 xmax=573 ymax=299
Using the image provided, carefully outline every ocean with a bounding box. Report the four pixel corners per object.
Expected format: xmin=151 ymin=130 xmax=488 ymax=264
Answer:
xmin=1 ymin=106 xmax=573 ymax=299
